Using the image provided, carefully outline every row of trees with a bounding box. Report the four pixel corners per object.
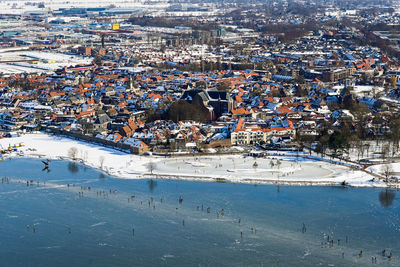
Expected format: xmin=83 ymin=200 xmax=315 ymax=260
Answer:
xmin=128 ymin=16 xmax=218 ymax=31
xmin=260 ymin=22 xmax=320 ymax=44
xmin=298 ymin=114 xmax=400 ymax=160
xmin=252 ymin=159 xmax=282 ymax=170
xmin=68 ymin=147 xmax=105 ymax=169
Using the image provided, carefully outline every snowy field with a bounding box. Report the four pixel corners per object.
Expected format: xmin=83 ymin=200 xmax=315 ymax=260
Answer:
xmin=0 ymin=133 xmax=389 ymax=187
xmin=0 ymin=50 xmax=92 ymax=74
xmin=0 ymin=0 xmax=168 ymax=14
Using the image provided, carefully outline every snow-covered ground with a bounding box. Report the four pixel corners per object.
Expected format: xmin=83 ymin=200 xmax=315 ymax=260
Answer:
xmin=0 ymin=50 xmax=92 ymax=74
xmin=0 ymin=133 xmax=389 ymax=187
xmin=0 ymin=0 xmax=169 ymax=15
xmin=352 ymin=85 xmax=385 ymax=97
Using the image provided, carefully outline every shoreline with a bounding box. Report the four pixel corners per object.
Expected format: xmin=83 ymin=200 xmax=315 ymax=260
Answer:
xmin=3 ymin=154 xmax=397 ymax=188
xmin=0 ymin=132 xmax=396 ymax=188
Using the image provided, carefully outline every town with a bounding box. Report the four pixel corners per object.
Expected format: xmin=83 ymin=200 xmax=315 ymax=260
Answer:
xmin=1 ymin=1 xmax=400 ymax=266
xmin=1 ymin=0 xmax=400 ymax=175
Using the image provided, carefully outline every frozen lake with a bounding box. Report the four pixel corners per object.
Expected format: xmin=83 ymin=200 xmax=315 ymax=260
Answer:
xmin=0 ymin=158 xmax=399 ymax=266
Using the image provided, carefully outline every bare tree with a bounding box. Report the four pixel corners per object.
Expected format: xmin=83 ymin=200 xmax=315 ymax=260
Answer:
xmin=276 ymin=159 xmax=282 ymax=169
xmin=99 ymin=156 xmax=105 ymax=169
xmin=381 ymin=143 xmax=390 ymax=162
xmin=364 ymin=143 xmax=370 ymax=158
xmin=253 ymin=161 xmax=258 ymax=170
xmin=147 ymin=161 xmax=156 ymax=174
xmin=356 ymin=140 xmax=364 ymax=161
xmin=382 ymin=163 xmax=393 ymax=182
xmin=68 ymin=147 xmax=78 ymax=160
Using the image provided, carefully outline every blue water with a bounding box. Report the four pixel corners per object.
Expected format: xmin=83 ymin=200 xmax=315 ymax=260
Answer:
xmin=0 ymin=158 xmax=399 ymax=266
